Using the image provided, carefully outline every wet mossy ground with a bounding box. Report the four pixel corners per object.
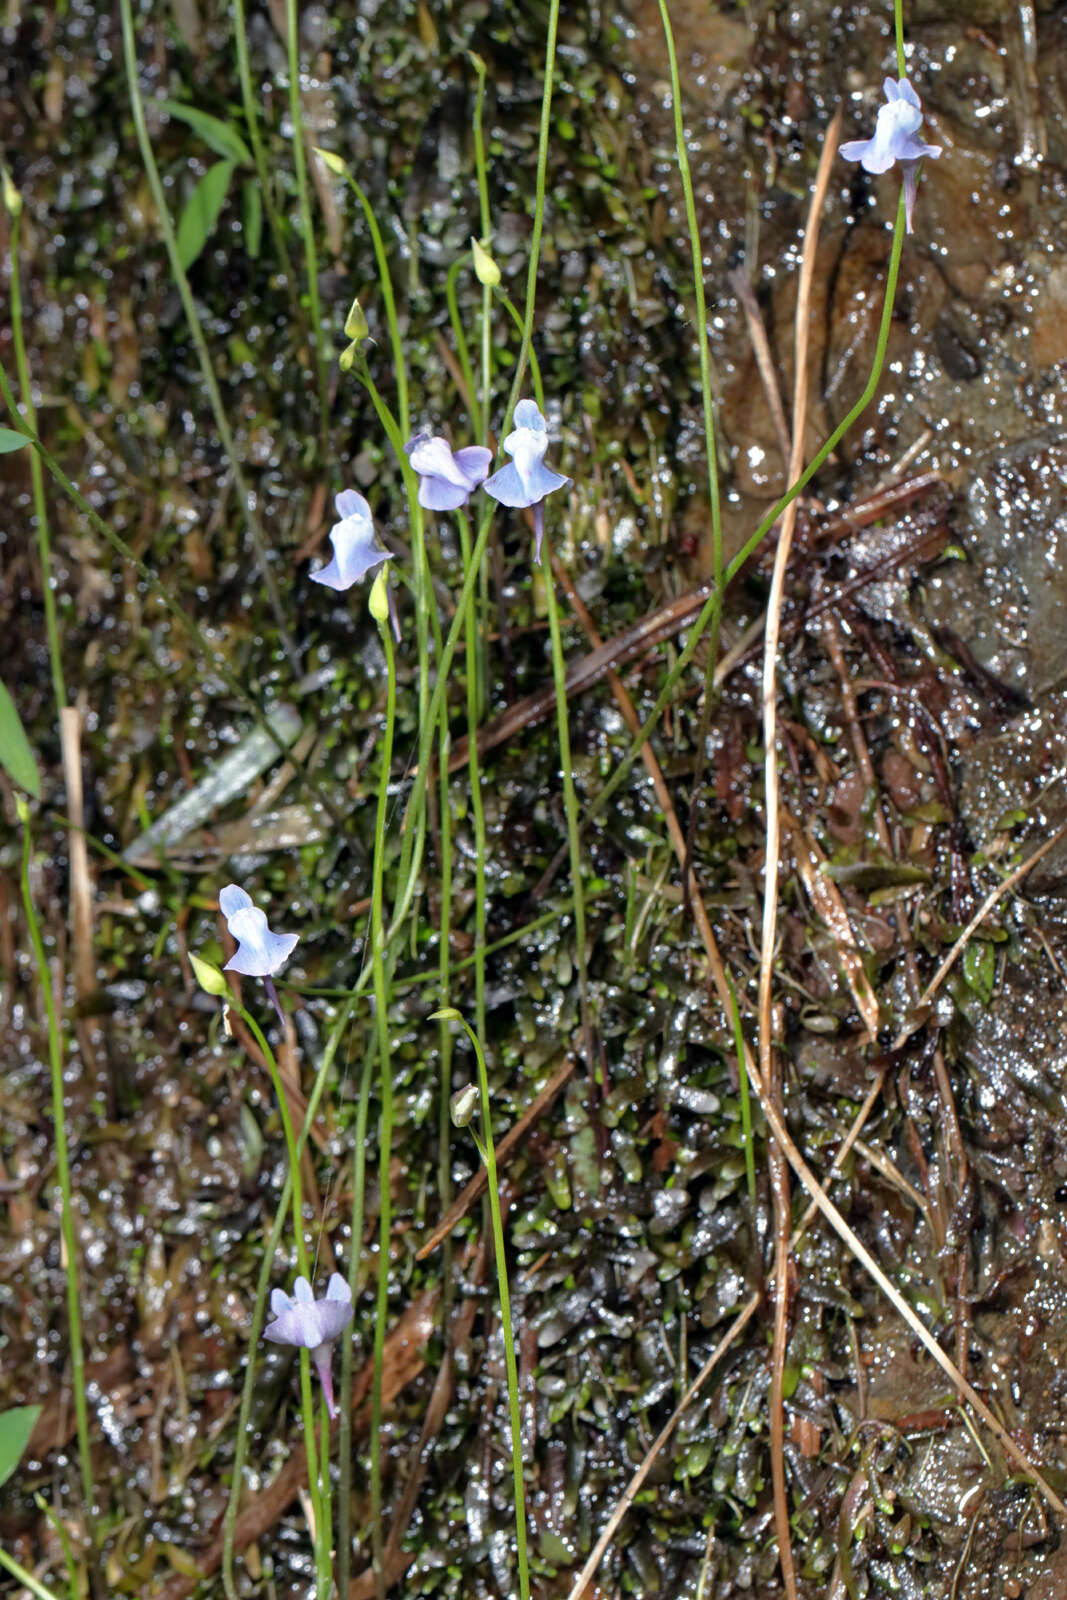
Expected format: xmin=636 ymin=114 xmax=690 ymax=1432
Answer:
xmin=7 ymin=1 xmax=1067 ymax=1597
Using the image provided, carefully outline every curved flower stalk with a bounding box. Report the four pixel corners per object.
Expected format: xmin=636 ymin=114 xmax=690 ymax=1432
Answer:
xmin=219 ymin=882 xmax=298 ymax=1026
xmin=404 ymin=433 xmax=492 ymax=510
xmin=263 ymin=1272 xmax=354 ymax=1419
xmin=309 ymin=490 xmax=389 ymax=591
xmin=484 ymin=400 xmax=571 ymax=562
xmin=840 ymin=78 xmax=941 ymax=233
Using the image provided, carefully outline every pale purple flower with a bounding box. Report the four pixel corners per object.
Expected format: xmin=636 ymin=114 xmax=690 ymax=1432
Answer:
xmin=263 ymin=1272 xmax=354 ymax=1418
xmin=483 ymin=400 xmax=571 ymax=562
xmin=404 ymin=433 xmax=493 ymax=511
xmin=219 ymin=885 xmax=299 ymax=978
xmin=840 ymin=78 xmax=941 ymax=234
xmin=309 ymin=490 xmax=388 ymax=591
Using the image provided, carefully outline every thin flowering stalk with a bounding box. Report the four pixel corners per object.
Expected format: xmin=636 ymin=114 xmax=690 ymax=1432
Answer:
xmin=587 ymin=192 xmax=911 ymax=832
xmin=505 ymin=0 xmax=561 ymax=428
xmin=386 ymin=501 xmax=496 ymax=942
xmin=366 ymin=568 xmax=398 ymax=1582
xmin=347 ymin=348 xmax=433 ymax=759
xmin=656 ymin=0 xmax=727 ymax=864
xmin=894 ymin=0 xmax=906 ymax=79
xmin=541 ymin=523 xmax=595 ymax=1073
xmin=284 ymin=0 xmax=329 ymax=462
xmin=18 ymin=800 xmax=94 ymax=1534
xmin=656 ymin=0 xmax=723 ymax=608
xmin=221 ymin=999 xmax=356 ymax=1600
xmin=0 ymin=1546 xmax=64 ymax=1600
xmin=336 ymin=1033 xmax=375 ymax=1600
xmin=5 ymin=176 xmax=65 ymax=715
xmin=445 ymin=255 xmax=481 ymax=439
xmin=237 ymin=1002 xmax=325 ymax=1578
xmin=472 ymin=55 xmax=495 ymax=715
xmin=433 ymin=1008 xmax=531 ymax=1600
xmin=454 ymin=507 xmax=489 ymax=1074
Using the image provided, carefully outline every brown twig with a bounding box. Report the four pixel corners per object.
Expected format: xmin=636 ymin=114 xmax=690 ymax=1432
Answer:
xmin=728 ymin=264 xmax=793 ymax=472
xmin=755 ymin=109 xmax=840 ymax=1600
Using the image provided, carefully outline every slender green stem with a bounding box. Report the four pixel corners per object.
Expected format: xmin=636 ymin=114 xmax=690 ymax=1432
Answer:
xmin=471 ymin=54 xmax=492 ymax=245
xmin=435 ymin=1010 xmax=530 ymax=1600
xmin=435 ymin=709 xmax=455 ymax=1304
xmin=33 ymin=1493 xmax=79 ymax=1600
xmin=445 ymin=257 xmax=480 ymax=437
xmin=587 ymin=197 xmax=909 ymax=829
xmin=497 ymin=292 xmax=544 ymax=401
xmin=501 ymin=0 xmax=560 ymax=429
xmin=368 ymin=592 xmax=398 ymax=1586
xmin=117 ymin=0 xmax=300 ymax=675
xmin=656 ymin=0 xmax=723 ymax=596
xmin=455 ymin=509 xmax=488 ymax=1062
xmin=0 ymin=1545 xmax=64 ymax=1600
xmin=386 ymin=503 xmax=495 ymax=942
xmin=239 ymin=1004 xmax=324 ymax=1576
xmin=0 ymin=370 xmax=346 ymax=835
xmin=541 ymin=527 xmax=593 ymax=1059
xmin=337 ymin=1034 xmax=375 ymax=1599
xmin=894 ymin=0 xmax=907 ymax=79
xmin=222 ymin=999 xmax=356 ymax=1600
xmin=342 ymin=174 xmax=409 ymax=434
xmin=7 ymin=197 xmax=65 ymax=712
xmin=284 ymin=0 xmax=330 ymax=460
xmin=231 ymin=0 xmax=296 ymax=284
xmin=472 ymin=61 xmax=494 ymax=721
xmin=17 ymin=802 xmax=94 ymax=1526
xmin=318 ymin=1393 xmax=333 ymax=1600
xmin=657 ymin=0 xmax=725 ymax=854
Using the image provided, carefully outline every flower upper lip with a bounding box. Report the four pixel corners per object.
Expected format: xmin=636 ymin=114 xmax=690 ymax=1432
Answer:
xmin=404 ymin=433 xmax=492 ymax=510
xmin=219 ymin=883 xmax=299 ymax=977
xmin=309 ymin=490 xmax=389 ymax=591
xmin=262 ymin=1273 xmax=354 ymax=1350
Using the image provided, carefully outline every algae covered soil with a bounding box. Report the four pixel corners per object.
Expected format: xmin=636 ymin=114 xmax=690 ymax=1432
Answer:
xmin=6 ymin=0 xmax=1067 ymax=1596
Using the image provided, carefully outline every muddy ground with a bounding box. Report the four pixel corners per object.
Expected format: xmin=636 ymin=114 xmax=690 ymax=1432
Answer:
xmin=5 ymin=0 xmax=1067 ymax=1596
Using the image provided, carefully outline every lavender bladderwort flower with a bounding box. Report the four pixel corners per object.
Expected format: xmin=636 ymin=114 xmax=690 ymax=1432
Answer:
xmin=308 ymin=489 xmax=388 ymax=591
xmin=483 ymin=400 xmax=571 ymax=563
xmin=404 ymin=432 xmax=493 ymax=511
xmin=219 ymin=883 xmax=298 ymax=1026
xmin=840 ymin=77 xmax=941 ymax=234
xmin=262 ymin=1272 xmax=354 ymax=1419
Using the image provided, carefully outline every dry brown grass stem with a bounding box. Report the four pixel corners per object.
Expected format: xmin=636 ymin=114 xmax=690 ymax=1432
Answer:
xmin=909 ymin=817 xmax=1067 ymax=1026
xmin=728 ymin=264 xmax=792 ymax=472
xmin=59 ymin=707 xmax=94 ymax=1003
xmin=756 ymin=108 xmax=841 ymax=1599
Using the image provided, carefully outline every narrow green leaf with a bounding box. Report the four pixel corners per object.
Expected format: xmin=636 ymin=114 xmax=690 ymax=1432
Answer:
xmin=176 ymin=160 xmax=236 ymax=271
xmin=0 ymin=679 xmax=40 ymax=797
xmin=159 ymin=100 xmax=252 ymax=166
xmin=0 ymin=426 xmax=30 ymax=453
xmin=0 ymin=1406 xmax=42 ymax=1490
xmin=241 ymin=177 xmax=262 ymax=260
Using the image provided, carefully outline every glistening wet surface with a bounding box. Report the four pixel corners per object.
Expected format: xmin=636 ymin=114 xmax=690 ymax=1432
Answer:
xmin=5 ymin=0 xmax=1067 ymax=1596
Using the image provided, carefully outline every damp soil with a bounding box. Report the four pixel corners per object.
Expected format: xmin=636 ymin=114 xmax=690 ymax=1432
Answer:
xmin=5 ymin=0 xmax=1067 ymax=1596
